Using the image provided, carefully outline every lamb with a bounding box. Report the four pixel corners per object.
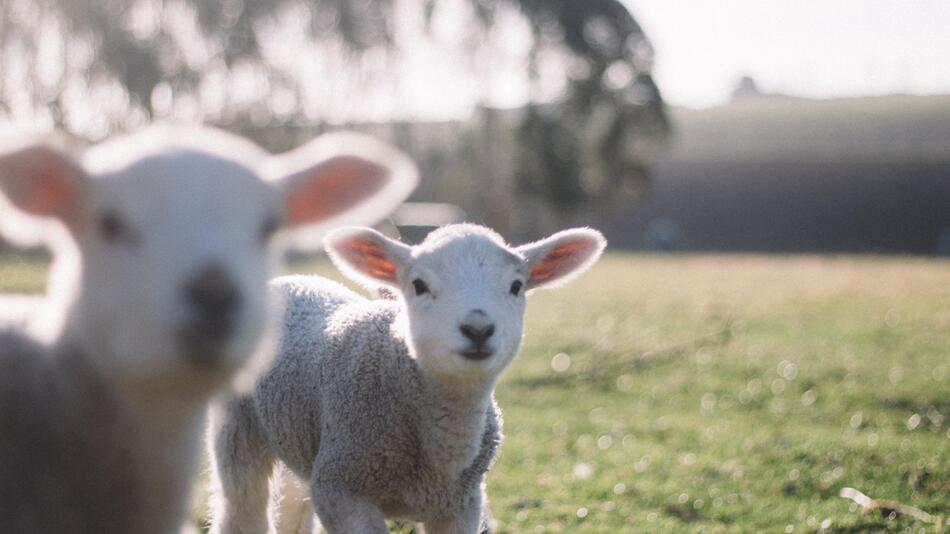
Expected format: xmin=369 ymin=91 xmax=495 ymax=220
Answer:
xmin=0 ymin=126 xmax=417 ymax=534
xmin=208 ymin=223 xmax=606 ymax=534
xmin=0 ymin=294 xmax=42 ymax=329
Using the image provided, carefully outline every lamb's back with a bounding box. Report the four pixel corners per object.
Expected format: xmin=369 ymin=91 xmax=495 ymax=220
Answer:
xmin=255 ymin=275 xmax=407 ymax=474
xmin=269 ymin=275 xmax=364 ymax=339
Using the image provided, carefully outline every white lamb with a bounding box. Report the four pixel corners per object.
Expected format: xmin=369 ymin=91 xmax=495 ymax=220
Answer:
xmin=0 ymin=127 xmax=417 ymax=534
xmin=0 ymin=294 xmax=42 ymax=328
xmin=208 ymin=223 xmax=606 ymax=534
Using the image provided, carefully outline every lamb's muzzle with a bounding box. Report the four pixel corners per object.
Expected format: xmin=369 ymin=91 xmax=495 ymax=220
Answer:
xmin=459 ymin=309 xmax=495 ymax=359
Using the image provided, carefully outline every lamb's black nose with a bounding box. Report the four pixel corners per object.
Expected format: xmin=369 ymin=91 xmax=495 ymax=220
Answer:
xmin=183 ymin=264 xmax=241 ymax=334
xmin=459 ymin=323 xmax=495 ymax=346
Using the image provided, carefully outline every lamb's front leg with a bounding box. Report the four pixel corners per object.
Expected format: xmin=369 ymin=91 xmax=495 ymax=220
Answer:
xmin=207 ymin=399 xmax=276 ymax=534
xmin=422 ymin=490 xmax=488 ymax=534
xmin=311 ymin=483 xmax=387 ymax=534
xmin=269 ymin=463 xmax=316 ymax=534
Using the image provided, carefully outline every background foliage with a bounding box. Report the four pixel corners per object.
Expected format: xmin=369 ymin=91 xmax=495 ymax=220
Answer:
xmin=0 ymin=0 xmax=669 ymax=235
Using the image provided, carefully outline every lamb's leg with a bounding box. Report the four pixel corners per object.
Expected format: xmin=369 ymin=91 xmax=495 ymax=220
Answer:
xmin=208 ymin=398 xmax=276 ymax=534
xmin=269 ymin=463 xmax=316 ymax=534
xmin=310 ymin=483 xmax=388 ymax=534
xmin=479 ymin=498 xmax=494 ymax=534
xmin=422 ymin=490 xmax=487 ymax=534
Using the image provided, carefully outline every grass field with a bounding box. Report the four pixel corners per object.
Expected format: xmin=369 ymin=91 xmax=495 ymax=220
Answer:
xmin=3 ymin=253 xmax=948 ymax=532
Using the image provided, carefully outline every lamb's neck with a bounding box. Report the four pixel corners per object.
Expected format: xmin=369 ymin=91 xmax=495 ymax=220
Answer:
xmin=55 ymin=327 xmax=209 ymax=464
xmin=418 ymin=371 xmax=496 ymax=479
xmin=119 ymin=373 xmax=210 ymax=518
xmin=121 ymin=380 xmax=208 ymax=463
xmin=56 ymin=337 xmax=207 ymax=534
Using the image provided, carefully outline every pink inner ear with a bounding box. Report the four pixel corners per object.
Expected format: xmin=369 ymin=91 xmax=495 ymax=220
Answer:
xmin=286 ymin=156 xmax=389 ymax=226
xmin=342 ymin=237 xmax=398 ymax=282
xmin=2 ymin=146 xmax=79 ymax=218
xmin=27 ymin=171 xmax=73 ymax=216
xmin=530 ymin=240 xmax=593 ymax=283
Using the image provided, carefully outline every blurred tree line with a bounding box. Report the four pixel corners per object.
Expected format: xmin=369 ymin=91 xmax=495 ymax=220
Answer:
xmin=0 ymin=0 xmax=668 ymax=238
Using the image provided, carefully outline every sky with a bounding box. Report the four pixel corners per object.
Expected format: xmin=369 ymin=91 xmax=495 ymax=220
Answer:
xmin=623 ymin=0 xmax=950 ymax=108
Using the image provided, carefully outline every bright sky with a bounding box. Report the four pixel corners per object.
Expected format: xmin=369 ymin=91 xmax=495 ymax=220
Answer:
xmin=624 ymin=0 xmax=950 ymax=108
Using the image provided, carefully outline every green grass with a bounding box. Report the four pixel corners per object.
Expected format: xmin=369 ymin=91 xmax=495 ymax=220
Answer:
xmin=0 ymin=253 xmax=49 ymax=293
xmin=5 ymin=253 xmax=949 ymax=532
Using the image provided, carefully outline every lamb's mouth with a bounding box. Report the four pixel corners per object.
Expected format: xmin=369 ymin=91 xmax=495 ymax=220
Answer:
xmin=459 ymin=348 xmax=494 ymax=360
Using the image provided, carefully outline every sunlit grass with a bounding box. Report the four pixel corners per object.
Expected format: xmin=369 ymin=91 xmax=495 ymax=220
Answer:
xmin=492 ymin=255 xmax=950 ymax=533
xmin=3 ymin=253 xmax=948 ymax=532
xmin=0 ymin=253 xmax=48 ymax=293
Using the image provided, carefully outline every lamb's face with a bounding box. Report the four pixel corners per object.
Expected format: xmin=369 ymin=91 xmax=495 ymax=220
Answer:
xmin=401 ymin=231 xmax=528 ymax=379
xmin=325 ymin=223 xmax=607 ymax=385
xmin=71 ymin=153 xmax=280 ymax=386
xmin=0 ymin=128 xmax=418 ymax=391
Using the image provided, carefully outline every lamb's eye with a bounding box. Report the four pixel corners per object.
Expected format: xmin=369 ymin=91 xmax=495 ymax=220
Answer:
xmin=99 ymin=211 xmax=127 ymax=243
xmin=510 ymin=280 xmax=523 ymax=296
xmin=260 ymin=215 xmax=279 ymax=243
xmin=412 ymin=279 xmax=430 ymax=296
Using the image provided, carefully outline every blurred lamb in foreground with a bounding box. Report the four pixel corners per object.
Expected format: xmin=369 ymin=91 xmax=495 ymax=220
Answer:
xmin=208 ymin=223 xmax=605 ymax=534
xmin=0 ymin=127 xmax=417 ymax=533
xmin=0 ymin=294 xmax=42 ymax=329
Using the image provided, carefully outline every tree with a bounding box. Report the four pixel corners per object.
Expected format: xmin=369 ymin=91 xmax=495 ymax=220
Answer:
xmin=0 ymin=0 xmax=668 ymax=233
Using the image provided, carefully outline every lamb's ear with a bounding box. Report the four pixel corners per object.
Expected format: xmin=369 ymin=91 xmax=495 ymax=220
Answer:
xmin=0 ymin=141 xmax=88 ymax=243
xmin=516 ymin=228 xmax=606 ymax=291
xmin=324 ymin=227 xmax=412 ymax=290
xmin=269 ymin=132 xmax=417 ymax=247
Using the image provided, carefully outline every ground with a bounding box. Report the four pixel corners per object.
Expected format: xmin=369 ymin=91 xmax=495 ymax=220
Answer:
xmin=2 ymin=253 xmax=948 ymax=533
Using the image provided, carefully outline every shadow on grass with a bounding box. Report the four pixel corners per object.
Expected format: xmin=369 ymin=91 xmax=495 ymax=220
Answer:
xmin=879 ymin=396 xmax=950 ymax=417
